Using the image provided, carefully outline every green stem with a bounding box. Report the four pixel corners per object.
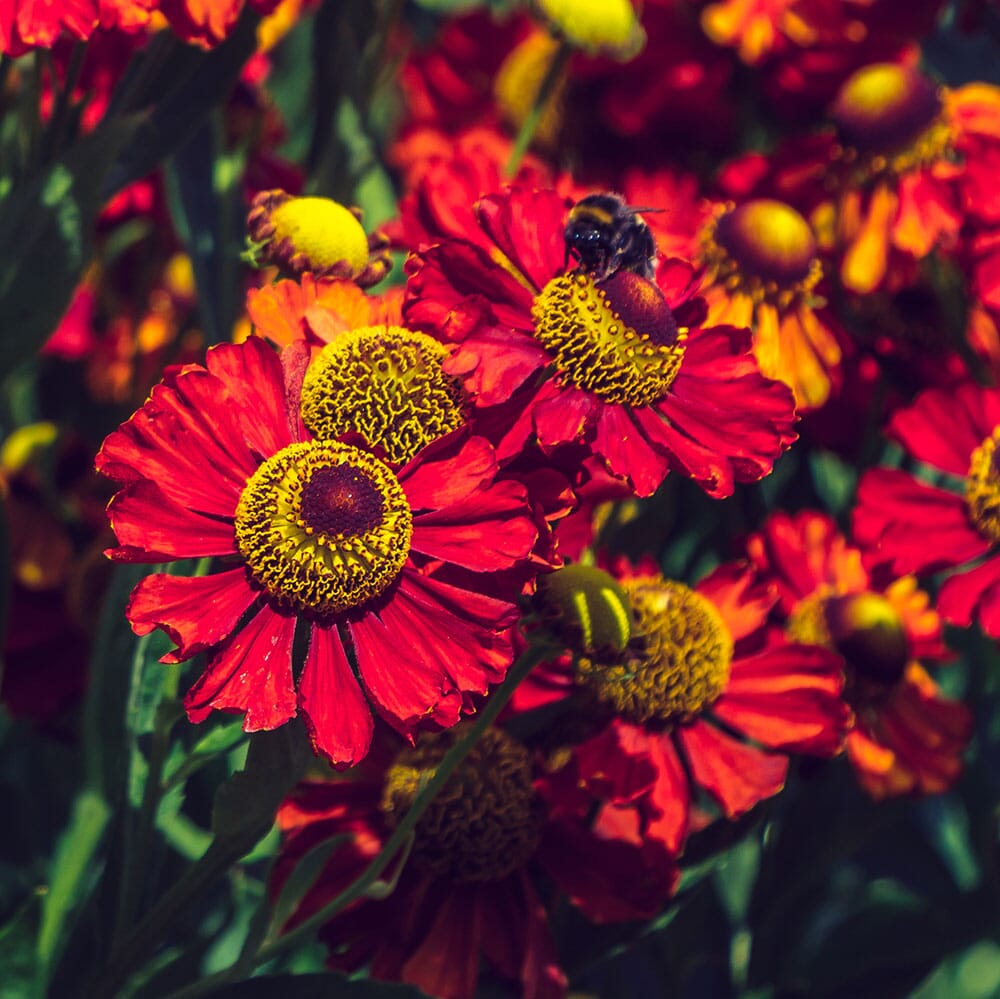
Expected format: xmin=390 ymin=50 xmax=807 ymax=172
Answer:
xmin=41 ymin=40 xmax=87 ymax=163
xmin=163 ymin=637 xmax=558 ymax=999
xmin=504 ymin=40 xmax=571 ymax=177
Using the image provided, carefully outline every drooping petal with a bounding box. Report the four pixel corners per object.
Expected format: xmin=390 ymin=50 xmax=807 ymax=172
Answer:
xmin=678 ymin=719 xmax=788 ymax=817
xmin=126 ymin=567 xmax=257 ymax=662
xmin=398 ymin=431 xmax=498 ymax=512
xmin=643 ymin=733 xmax=691 ymax=855
xmin=648 ymin=325 xmax=798 ymax=497
xmin=183 ymin=605 xmax=298 ymax=731
xmin=887 ymin=383 xmax=1000 ymax=477
xmin=298 ymin=625 xmax=375 ymax=768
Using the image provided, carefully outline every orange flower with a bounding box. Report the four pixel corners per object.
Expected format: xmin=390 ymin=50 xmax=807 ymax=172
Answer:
xmin=748 ymin=510 xmax=971 ymax=798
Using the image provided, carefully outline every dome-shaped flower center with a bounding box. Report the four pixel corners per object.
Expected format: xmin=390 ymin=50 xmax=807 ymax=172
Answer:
xmin=268 ymin=196 xmax=370 ymax=273
xmin=531 ymin=271 xmax=685 ymax=407
xmin=830 ymin=63 xmax=947 ymax=166
xmin=576 ymin=578 xmax=733 ymax=724
xmin=494 ymin=30 xmax=566 ymax=148
xmin=234 ymin=440 xmax=412 ymax=616
xmin=380 ymin=725 xmax=543 ymax=884
xmin=787 ymin=589 xmax=908 ymax=687
xmin=711 ymin=200 xmax=820 ymax=289
xmin=536 ymin=0 xmax=645 ymax=58
xmin=299 ymin=326 xmax=467 ymax=465
xmin=966 ymin=426 xmax=1000 ymax=544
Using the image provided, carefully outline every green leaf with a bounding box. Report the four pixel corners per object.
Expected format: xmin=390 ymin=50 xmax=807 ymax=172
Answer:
xmin=809 ymin=448 xmax=858 ymax=517
xmin=101 ymin=11 xmax=261 ymax=198
xmin=268 ymin=833 xmax=353 ymax=938
xmin=0 ymin=116 xmax=139 ymax=376
xmin=0 ymin=893 xmax=41 ymax=999
xmin=35 ymin=790 xmax=110 ymax=985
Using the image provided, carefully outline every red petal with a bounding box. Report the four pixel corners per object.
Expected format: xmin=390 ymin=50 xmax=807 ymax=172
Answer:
xmin=532 ymin=382 xmax=600 ymax=452
xmin=853 ymin=468 xmax=988 ymax=575
xmin=126 ymin=567 xmax=257 ymax=662
xmin=887 ymin=382 xmax=1000 ymax=477
xmin=652 ymin=326 xmax=797 ymax=497
xmin=404 ymin=241 xmax=536 ymax=341
xmin=516 ymin=870 xmax=568 ymax=999
xmin=412 ymin=479 xmax=537 ymax=570
xmin=713 ymin=644 xmax=848 ymax=755
xmin=475 ymin=188 xmax=569 ymax=294
xmin=643 ymin=734 xmax=691 ymax=855
xmin=537 ymin=817 xmax=677 ymax=923
xmin=400 ymin=887 xmax=482 ymax=999
xmin=443 ymin=326 xmax=550 ymax=407
xmin=938 ymin=556 xmax=1000 ymax=635
xmin=593 ymin=403 xmax=670 ymax=498
xmin=679 ymin=720 xmax=788 ymax=817
xmin=298 ymin=625 xmax=375 ymax=767
xmin=575 ymin=722 xmax=659 ymax=803
xmin=695 ymin=561 xmax=776 ymax=642
xmin=105 ymin=481 xmax=237 ymax=561
xmin=183 ymin=606 xmax=298 ymax=731
xmin=399 ymin=431 xmax=497 ymax=511
xmin=204 ymin=337 xmax=297 ymax=458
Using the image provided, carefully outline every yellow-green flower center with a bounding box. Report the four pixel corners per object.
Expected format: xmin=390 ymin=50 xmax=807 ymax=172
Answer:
xmin=576 ymin=579 xmax=733 ymax=724
xmin=380 ymin=725 xmax=543 ymax=884
xmin=708 ymin=200 xmax=821 ymax=301
xmin=299 ymin=326 xmax=467 ymax=465
xmin=531 ymin=271 xmax=686 ymax=407
xmin=269 ymin=196 xmax=370 ymax=274
xmin=967 ymin=426 xmax=1000 ymax=544
xmin=234 ymin=441 xmax=412 ymax=616
xmin=788 ymin=589 xmax=908 ymax=687
xmin=830 ymin=63 xmax=951 ymax=175
xmin=536 ymin=0 xmax=645 ymax=58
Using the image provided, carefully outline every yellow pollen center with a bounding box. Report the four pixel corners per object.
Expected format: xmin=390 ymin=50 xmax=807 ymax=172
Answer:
xmin=234 ymin=441 xmax=412 ymax=616
xmin=705 ymin=200 xmax=822 ymax=305
xmin=966 ymin=426 xmax=1000 ymax=544
xmin=299 ymin=326 xmax=467 ymax=465
xmin=576 ymin=579 xmax=733 ymax=724
xmin=531 ymin=272 xmax=687 ymax=407
xmin=381 ymin=726 xmax=543 ymax=884
xmin=270 ymin=197 xmax=370 ymax=275
xmin=830 ymin=63 xmax=950 ymax=176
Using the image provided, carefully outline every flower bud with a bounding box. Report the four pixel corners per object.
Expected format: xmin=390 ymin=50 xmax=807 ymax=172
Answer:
xmin=535 ymin=0 xmax=645 ymax=60
xmin=245 ymin=189 xmax=391 ymax=287
xmin=533 ymin=564 xmax=634 ymax=661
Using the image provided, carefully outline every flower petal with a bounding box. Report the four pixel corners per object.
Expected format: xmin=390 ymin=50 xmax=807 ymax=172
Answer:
xmin=298 ymin=625 xmax=375 ymax=768
xmin=183 ymin=605 xmax=298 ymax=731
xmin=105 ymin=481 xmax=238 ymax=561
xmin=938 ymin=556 xmax=1000 ymax=636
xmin=678 ymin=720 xmax=788 ymax=817
xmin=713 ymin=644 xmax=848 ymax=755
xmin=853 ymin=468 xmax=989 ymax=575
xmin=126 ymin=567 xmax=257 ymax=663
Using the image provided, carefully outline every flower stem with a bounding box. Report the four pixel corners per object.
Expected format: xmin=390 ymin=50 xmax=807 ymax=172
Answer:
xmin=504 ymin=39 xmax=571 ymax=177
xmin=163 ymin=636 xmax=559 ymax=999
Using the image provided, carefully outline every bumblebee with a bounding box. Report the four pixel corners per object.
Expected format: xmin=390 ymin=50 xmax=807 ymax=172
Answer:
xmin=564 ymin=192 xmax=658 ymax=283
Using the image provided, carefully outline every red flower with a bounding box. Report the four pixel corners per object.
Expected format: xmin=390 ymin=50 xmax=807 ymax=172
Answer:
xmin=96 ymin=337 xmax=540 ymax=766
xmin=747 ymin=510 xmax=971 ymax=798
xmin=273 ymin=723 xmax=676 ymax=999
xmin=517 ymin=559 xmax=848 ymax=854
xmin=853 ymin=381 xmax=1000 ymax=638
xmin=404 ymin=187 xmax=797 ymax=499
